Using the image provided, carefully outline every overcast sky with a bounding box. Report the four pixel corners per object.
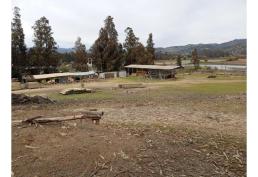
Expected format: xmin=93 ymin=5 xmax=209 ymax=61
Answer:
xmin=12 ymin=0 xmax=246 ymax=48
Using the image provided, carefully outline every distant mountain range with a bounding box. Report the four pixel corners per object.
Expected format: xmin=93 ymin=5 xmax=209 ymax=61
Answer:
xmin=155 ymin=39 xmax=246 ymax=56
xmin=57 ymin=39 xmax=247 ymax=56
xmin=57 ymin=48 xmax=74 ymax=53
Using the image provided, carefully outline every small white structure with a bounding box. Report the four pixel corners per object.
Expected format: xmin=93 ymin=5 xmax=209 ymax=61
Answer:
xmin=118 ymin=71 xmax=127 ymax=77
xmin=98 ymin=72 xmax=117 ymax=79
xmin=98 ymin=71 xmax=127 ymax=79
xmin=87 ymin=58 xmax=93 ymax=69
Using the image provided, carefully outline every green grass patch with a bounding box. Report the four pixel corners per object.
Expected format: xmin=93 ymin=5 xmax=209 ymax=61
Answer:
xmin=160 ymin=82 xmax=246 ymax=95
xmin=177 ymin=72 xmax=246 ymax=81
xmin=186 ymin=82 xmax=246 ymax=94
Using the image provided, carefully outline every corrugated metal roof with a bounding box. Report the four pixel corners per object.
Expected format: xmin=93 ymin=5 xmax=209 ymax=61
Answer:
xmin=124 ymin=64 xmax=180 ymax=70
xmin=33 ymin=71 xmax=96 ymax=80
xmin=71 ymin=71 xmax=96 ymax=76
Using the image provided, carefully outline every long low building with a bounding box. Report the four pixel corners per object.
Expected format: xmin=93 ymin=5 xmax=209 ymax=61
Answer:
xmin=124 ymin=64 xmax=182 ymax=79
xmin=31 ymin=71 xmax=97 ymax=83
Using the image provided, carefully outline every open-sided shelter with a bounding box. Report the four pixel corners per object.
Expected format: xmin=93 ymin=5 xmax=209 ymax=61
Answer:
xmin=124 ymin=64 xmax=182 ymax=79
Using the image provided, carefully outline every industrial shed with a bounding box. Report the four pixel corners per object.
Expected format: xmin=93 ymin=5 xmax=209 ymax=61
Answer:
xmin=124 ymin=64 xmax=182 ymax=79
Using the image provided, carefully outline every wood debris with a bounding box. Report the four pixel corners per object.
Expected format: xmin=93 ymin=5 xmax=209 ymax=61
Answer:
xmin=25 ymin=145 xmax=40 ymax=149
xmin=12 ymin=93 xmax=55 ymax=105
xmin=118 ymin=83 xmax=145 ymax=89
xmin=59 ymin=88 xmax=95 ymax=95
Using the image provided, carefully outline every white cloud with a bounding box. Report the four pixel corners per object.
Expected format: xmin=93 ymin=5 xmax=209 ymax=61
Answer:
xmin=12 ymin=0 xmax=246 ymax=48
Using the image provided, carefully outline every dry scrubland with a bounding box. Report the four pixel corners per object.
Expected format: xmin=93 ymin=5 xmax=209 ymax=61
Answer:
xmin=12 ymin=73 xmax=246 ymax=177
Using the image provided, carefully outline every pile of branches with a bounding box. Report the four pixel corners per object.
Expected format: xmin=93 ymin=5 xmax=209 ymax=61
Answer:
xmin=12 ymin=93 xmax=55 ymax=105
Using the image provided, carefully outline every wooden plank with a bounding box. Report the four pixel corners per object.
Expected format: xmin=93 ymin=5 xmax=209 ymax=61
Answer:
xmin=118 ymin=84 xmax=145 ymax=89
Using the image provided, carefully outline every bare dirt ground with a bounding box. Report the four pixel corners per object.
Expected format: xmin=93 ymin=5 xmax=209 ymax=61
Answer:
xmin=12 ymin=74 xmax=246 ymax=177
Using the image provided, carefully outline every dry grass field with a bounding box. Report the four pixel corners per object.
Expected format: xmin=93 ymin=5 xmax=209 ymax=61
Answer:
xmin=154 ymin=58 xmax=246 ymax=66
xmin=12 ymin=73 xmax=246 ymax=177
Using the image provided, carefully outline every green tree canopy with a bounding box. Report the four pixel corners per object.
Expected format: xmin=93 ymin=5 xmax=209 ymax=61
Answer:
xmin=123 ymin=28 xmax=153 ymax=65
xmin=90 ymin=27 xmax=109 ymax=72
xmin=123 ymin=27 xmax=139 ymax=65
xmin=123 ymin=27 xmax=139 ymax=50
xmin=91 ymin=16 xmax=124 ymax=72
xmin=30 ymin=16 xmax=59 ymax=73
xmin=104 ymin=16 xmax=118 ymax=42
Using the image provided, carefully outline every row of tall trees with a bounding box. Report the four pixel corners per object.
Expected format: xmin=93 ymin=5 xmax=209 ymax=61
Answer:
xmin=12 ymin=7 xmax=60 ymax=78
xmin=12 ymin=7 xmax=156 ymax=78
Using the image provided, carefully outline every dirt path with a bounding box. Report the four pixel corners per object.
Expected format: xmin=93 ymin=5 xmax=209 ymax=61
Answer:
xmin=12 ymin=121 xmax=246 ymax=177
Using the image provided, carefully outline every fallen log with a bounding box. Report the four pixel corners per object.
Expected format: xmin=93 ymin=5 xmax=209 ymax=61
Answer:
xmin=207 ymin=75 xmax=217 ymax=78
xmin=18 ymin=111 xmax=104 ymax=125
xmin=59 ymin=88 xmax=95 ymax=95
xmin=118 ymin=83 xmax=145 ymax=89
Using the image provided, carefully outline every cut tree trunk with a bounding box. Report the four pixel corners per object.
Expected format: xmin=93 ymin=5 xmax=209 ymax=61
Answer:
xmin=16 ymin=111 xmax=104 ymax=125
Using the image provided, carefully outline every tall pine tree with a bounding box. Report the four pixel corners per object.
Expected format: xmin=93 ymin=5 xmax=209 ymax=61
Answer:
xmin=104 ymin=16 xmax=118 ymax=42
xmin=192 ymin=48 xmax=199 ymax=69
xmin=176 ymin=55 xmax=182 ymax=67
xmin=91 ymin=16 xmax=123 ymax=72
xmin=30 ymin=16 xmax=59 ymax=73
xmin=123 ymin=27 xmax=153 ymax=65
xmin=90 ymin=28 xmax=109 ymax=72
xmin=72 ymin=37 xmax=88 ymax=71
xmin=123 ymin=27 xmax=139 ymax=65
xmin=11 ymin=6 xmax=27 ymax=79
xmin=146 ymin=33 xmax=155 ymax=64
